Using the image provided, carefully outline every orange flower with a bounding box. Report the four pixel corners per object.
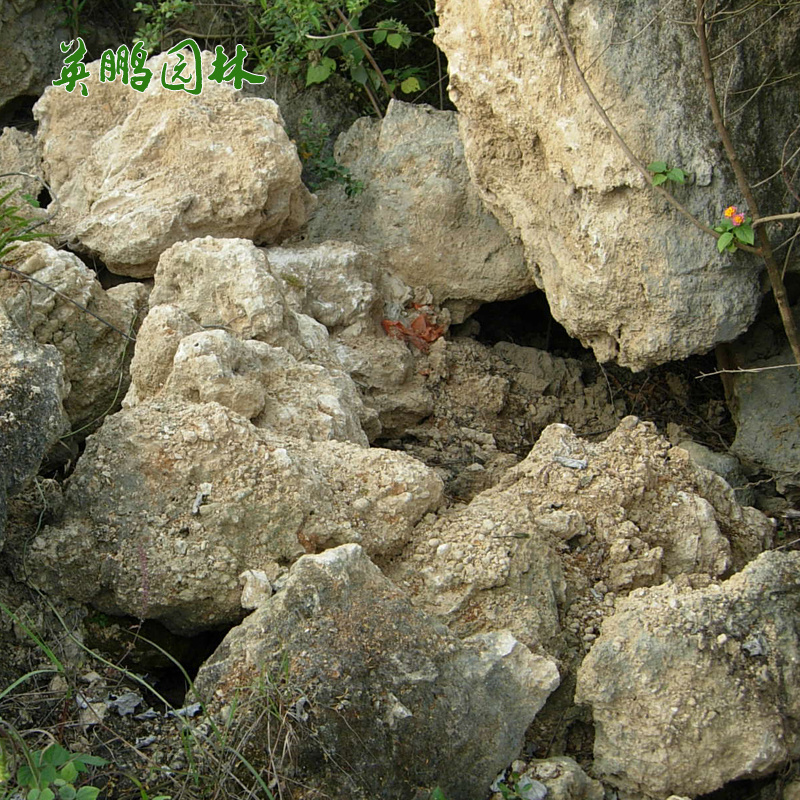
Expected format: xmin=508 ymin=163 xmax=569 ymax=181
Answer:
xmin=732 ymin=212 xmax=745 ymax=226
xmin=724 ymin=205 xmax=738 ymax=219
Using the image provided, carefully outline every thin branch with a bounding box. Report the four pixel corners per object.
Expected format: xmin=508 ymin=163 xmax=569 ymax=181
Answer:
xmin=752 ymin=212 xmax=800 ymax=227
xmin=696 ymin=0 xmax=800 ymax=369
xmin=696 ymin=363 xmax=800 ymax=378
xmin=544 ymin=0 xmax=747 ymax=245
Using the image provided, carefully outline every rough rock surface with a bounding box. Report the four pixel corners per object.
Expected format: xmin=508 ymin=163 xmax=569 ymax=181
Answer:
xmin=306 ymin=100 xmax=531 ymax=319
xmin=389 ymin=417 xmax=773 ymax=656
xmin=1 ymin=242 xmax=146 ymax=434
xmin=0 ymin=0 xmax=68 ymax=114
xmin=0 ymin=306 xmax=68 ymax=541
xmin=728 ymin=305 xmax=800 ymax=493
xmin=29 ymin=398 xmax=443 ymax=634
xmin=35 ymin=50 xmax=314 ymax=277
xmin=195 ymin=543 xmax=560 ymax=800
xmin=0 ymin=128 xmax=41 ymax=197
xmin=575 ymin=550 xmax=800 ymax=797
xmin=519 ymin=757 xmax=604 ymax=800
xmin=434 ymin=0 xmax=773 ymax=368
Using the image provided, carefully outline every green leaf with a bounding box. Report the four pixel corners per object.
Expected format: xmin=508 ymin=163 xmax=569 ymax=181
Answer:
xmin=429 ymin=789 xmax=448 ymax=800
xmin=734 ymin=223 xmax=755 ymax=245
xmin=74 ymin=788 xmax=100 ymax=800
xmin=386 ymin=32 xmax=403 ymax=48
xmin=717 ymin=231 xmax=734 ymax=252
xmin=306 ymin=57 xmax=335 ymax=86
xmin=58 ymin=763 xmax=78 ymax=784
xmin=40 ymin=766 xmax=57 ymax=785
xmin=372 ymin=28 xmax=387 ymax=44
xmin=400 ymin=76 xmax=420 ymax=93
xmin=43 ymin=746 xmax=71 ymax=767
xmin=58 ymin=785 xmax=76 ymax=800
xmin=72 ymin=756 xmax=107 ymax=768
xmin=652 ymin=173 xmax=667 ymax=186
xmin=40 ymin=791 xmax=55 ymax=800
xmin=350 ymin=62 xmax=368 ymax=85
xmin=666 ymin=167 xmax=687 ymax=184
xmin=17 ymin=765 xmax=34 ymax=787
xmin=647 ymin=161 xmax=667 ymax=173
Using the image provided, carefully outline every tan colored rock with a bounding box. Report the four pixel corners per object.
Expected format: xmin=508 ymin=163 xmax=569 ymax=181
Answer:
xmin=35 ymin=50 xmax=315 ymax=277
xmin=576 ymin=550 xmax=800 ymax=797
xmin=307 ymin=100 xmax=531 ymax=319
xmin=434 ymin=0 xmax=766 ymax=368
xmin=0 ymin=241 xmax=146 ymax=433
xmin=30 ymin=398 xmax=443 ymax=634
xmin=0 ymin=128 xmax=41 ymax=197
xmin=390 ymin=417 xmax=772 ymax=655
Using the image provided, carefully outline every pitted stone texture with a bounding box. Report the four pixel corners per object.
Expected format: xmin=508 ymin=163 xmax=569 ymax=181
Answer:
xmin=34 ymin=50 xmax=314 ymax=277
xmin=1 ymin=241 xmax=145 ymax=432
xmin=391 ymin=417 xmax=772 ymax=655
xmin=433 ymin=0 xmax=778 ymax=367
xmin=307 ymin=100 xmax=531 ymax=319
xmin=576 ymin=550 xmax=800 ymax=797
xmin=195 ymin=544 xmax=559 ymax=800
xmin=0 ymin=307 xmax=68 ymax=541
xmin=0 ymin=128 xmax=41 ymax=198
xmin=129 ymin=325 xmax=369 ymax=446
xmin=29 ymin=399 xmax=442 ymax=634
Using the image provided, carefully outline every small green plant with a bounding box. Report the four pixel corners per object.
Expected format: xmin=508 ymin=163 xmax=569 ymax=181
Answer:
xmin=133 ymin=0 xmax=194 ymax=53
xmin=295 ymin=110 xmax=364 ymax=195
xmin=0 ymin=183 xmax=48 ymax=262
xmin=714 ymin=204 xmax=755 ymax=253
xmin=4 ymin=742 xmax=108 ymax=800
xmin=646 ymin=161 xmax=688 ymax=187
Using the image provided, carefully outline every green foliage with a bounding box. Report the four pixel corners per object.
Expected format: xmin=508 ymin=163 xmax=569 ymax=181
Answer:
xmin=132 ymin=0 xmax=442 ymax=114
xmin=2 ymin=742 xmax=108 ymax=800
xmin=0 ymin=183 xmax=49 ymax=262
xmin=295 ymin=110 xmax=364 ymax=195
xmin=714 ymin=205 xmax=755 ymax=253
xmin=647 ymin=161 xmax=688 ymax=187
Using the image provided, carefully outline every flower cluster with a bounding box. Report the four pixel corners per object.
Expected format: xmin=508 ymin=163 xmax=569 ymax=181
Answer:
xmin=723 ymin=205 xmax=746 ymax=227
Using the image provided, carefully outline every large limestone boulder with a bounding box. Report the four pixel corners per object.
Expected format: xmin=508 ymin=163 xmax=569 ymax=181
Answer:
xmin=195 ymin=543 xmax=560 ymax=800
xmin=28 ymin=398 xmax=443 ymax=634
xmin=307 ymin=100 xmax=531 ymax=320
xmin=576 ymin=550 xmax=800 ymax=797
xmin=390 ymin=417 xmax=773 ymax=655
xmin=1 ymin=242 xmax=146 ymax=434
xmin=35 ymin=50 xmax=315 ymax=277
xmin=433 ymin=0 xmax=789 ymax=367
xmin=0 ymin=306 xmax=68 ymax=542
xmin=0 ymin=128 xmax=41 ymax=197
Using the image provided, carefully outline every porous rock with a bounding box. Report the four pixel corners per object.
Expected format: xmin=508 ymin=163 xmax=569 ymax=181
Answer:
xmin=391 ymin=417 xmax=772 ymax=655
xmin=195 ymin=543 xmax=560 ymax=800
xmin=0 ymin=306 xmax=68 ymax=542
xmin=0 ymin=128 xmax=41 ymax=197
xmin=35 ymin=50 xmax=314 ymax=277
xmin=1 ymin=241 xmax=146 ymax=433
xmin=575 ymin=550 xmax=800 ymax=797
xmin=28 ymin=398 xmax=443 ymax=634
xmin=433 ymin=0 xmax=779 ymax=367
xmin=521 ymin=757 xmax=604 ymax=800
xmin=307 ymin=100 xmax=531 ymax=320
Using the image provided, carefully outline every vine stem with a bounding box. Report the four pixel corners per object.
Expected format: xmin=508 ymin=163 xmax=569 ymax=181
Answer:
xmin=696 ymin=0 xmax=800 ymax=369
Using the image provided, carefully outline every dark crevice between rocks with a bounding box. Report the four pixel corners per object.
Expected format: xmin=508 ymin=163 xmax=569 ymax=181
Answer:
xmin=84 ymin=613 xmax=229 ymax=710
xmin=0 ymin=95 xmax=38 ymax=132
xmin=698 ymin=773 xmax=785 ymax=800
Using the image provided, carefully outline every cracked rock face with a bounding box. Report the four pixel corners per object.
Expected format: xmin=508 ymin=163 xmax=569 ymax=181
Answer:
xmin=29 ymin=398 xmax=443 ymax=634
xmin=195 ymin=543 xmax=560 ymax=800
xmin=576 ymin=550 xmax=800 ymax=798
xmin=34 ymin=50 xmax=315 ymax=277
xmin=432 ymin=0 xmax=792 ymax=367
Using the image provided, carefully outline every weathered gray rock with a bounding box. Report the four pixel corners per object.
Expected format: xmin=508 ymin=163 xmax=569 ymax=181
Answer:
xmin=1 ymin=241 xmax=145 ymax=434
xmin=306 ymin=100 xmax=531 ymax=320
xmin=520 ymin=757 xmax=604 ymax=800
xmin=391 ymin=417 xmax=772 ymax=654
xmin=29 ymin=398 xmax=442 ymax=634
xmin=729 ymin=305 xmax=800 ymax=493
xmin=195 ymin=543 xmax=560 ymax=800
xmin=0 ymin=0 xmax=68 ymax=114
xmin=575 ymin=550 xmax=800 ymax=797
xmin=0 ymin=128 xmax=41 ymax=197
xmin=433 ymin=0 xmax=785 ymax=367
xmin=0 ymin=306 xmax=68 ymax=542
xmin=35 ymin=51 xmax=314 ymax=277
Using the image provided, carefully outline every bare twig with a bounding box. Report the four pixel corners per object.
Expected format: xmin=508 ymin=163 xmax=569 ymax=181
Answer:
xmin=696 ymin=363 xmax=800 ymax=378
xmin=752 ymin=212 xmax=800 ymax=228
xmin=696 ymin=0 xmax=800 ymax=369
